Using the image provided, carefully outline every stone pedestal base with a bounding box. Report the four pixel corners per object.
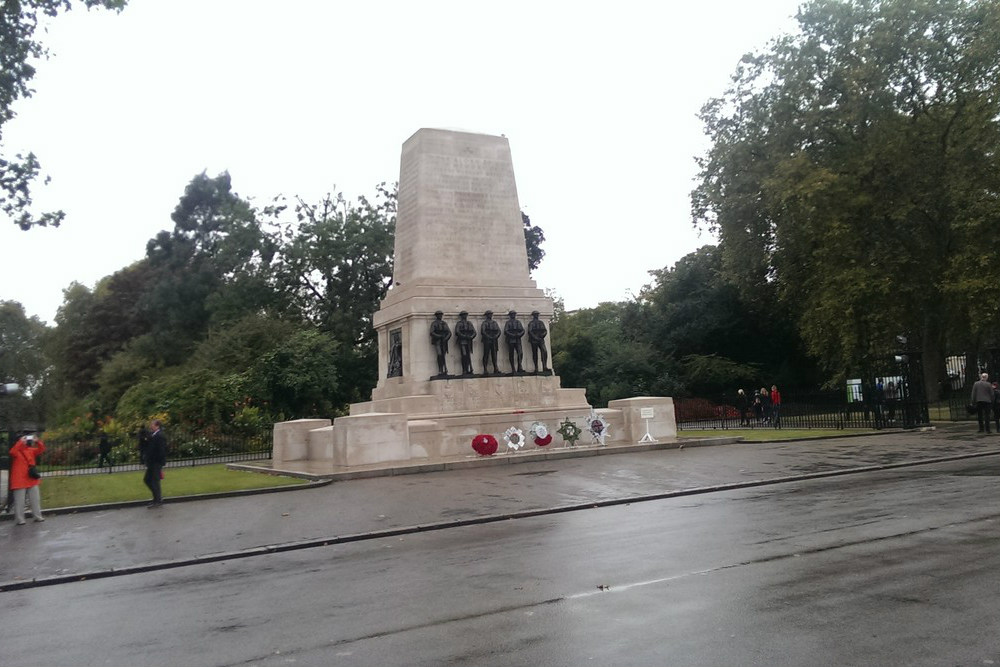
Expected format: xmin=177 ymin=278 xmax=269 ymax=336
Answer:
xmin=272 ymin=396 xmax=676 ymax=469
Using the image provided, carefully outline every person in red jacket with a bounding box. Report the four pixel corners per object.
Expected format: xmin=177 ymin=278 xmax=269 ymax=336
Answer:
xmin=10 ymin=434 xmax=46 ymax=525
xmin=770 ymin=385 xmax=782 ymax=429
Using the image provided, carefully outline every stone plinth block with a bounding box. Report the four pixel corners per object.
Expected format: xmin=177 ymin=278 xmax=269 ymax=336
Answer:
xmin=363 ymin=374 xmax=589 ymax=418
xmin=390 ymin=129 xmax=534 ymax=292
xmin=273 ymin=419 xmax=331 ymax=464
xmin=331 ymin=412 xmax=411 ymax=466
xmin=607 ymin=397 xmax=677 ymax=442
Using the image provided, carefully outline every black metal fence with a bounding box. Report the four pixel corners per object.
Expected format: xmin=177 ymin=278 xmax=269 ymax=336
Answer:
xmin=678 ymin=351 xmax=929 ymax=431
xmin=5 ymin=427 xmax=273 ymax=476
xmin=942 ymin=350 xmax=1000 ymax=421
xmin=676 ymin=388 xmax=929 ymax=431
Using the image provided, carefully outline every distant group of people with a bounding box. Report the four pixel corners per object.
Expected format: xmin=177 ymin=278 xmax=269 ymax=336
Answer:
xmin=970 ymin=373 xmax=1000 ymax=434
xmin=3 ymin=419 xmax=169 ymax=525
xmin=737 ymin=385 xmax=783 ymax=429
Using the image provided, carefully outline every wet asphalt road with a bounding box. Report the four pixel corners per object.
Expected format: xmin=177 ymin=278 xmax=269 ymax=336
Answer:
xmin=2 ymin=457 xmax=999 ymax=667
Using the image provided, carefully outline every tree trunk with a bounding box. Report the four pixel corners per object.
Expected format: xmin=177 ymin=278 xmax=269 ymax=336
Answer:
xmin=920 ymin=318 xmax=945 ymax=402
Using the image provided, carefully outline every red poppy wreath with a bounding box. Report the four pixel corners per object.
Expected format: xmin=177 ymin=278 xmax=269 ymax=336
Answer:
xmin=531 ymin=421 xmax=553 ymax=446
xmin=472 ymin=434 xmax=499 ymax=456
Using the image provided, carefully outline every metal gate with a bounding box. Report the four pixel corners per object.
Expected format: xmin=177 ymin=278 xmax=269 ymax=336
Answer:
xmin=944 ymin=349 xmax=1000 ymax=420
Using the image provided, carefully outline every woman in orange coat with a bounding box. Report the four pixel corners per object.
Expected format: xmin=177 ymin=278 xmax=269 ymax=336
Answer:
xmin=10 ymin=434 xmax=46 ymax=525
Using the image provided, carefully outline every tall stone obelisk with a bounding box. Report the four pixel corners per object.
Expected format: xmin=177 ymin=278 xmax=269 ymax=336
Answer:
xmin=370 ymin=128 xmax=558 ymax=387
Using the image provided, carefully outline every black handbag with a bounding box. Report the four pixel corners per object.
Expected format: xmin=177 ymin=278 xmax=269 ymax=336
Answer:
xmin=27 ymin=465 xmax=41 ymax=479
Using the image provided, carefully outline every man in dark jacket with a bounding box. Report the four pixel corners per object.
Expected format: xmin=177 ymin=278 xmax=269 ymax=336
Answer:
xmin=971 ymin=373 xmax=994 ymax=433
xmin=737 ymin=389 xmax=750 ymax=427
xmin=98 ymin=433 xmax=113 ymax=472
xmin=144 ymin=419 xmax=167 ymax=507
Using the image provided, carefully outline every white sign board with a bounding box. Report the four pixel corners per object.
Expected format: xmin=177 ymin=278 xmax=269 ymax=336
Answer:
xmin=640 ymin=407 xmax=654 ymax=419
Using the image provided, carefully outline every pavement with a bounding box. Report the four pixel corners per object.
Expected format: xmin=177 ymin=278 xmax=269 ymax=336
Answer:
xmin=0 ymin=423 xmax=997 ymax=590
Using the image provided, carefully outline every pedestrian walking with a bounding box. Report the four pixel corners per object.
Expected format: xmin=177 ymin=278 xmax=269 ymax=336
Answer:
xmin=770 ymin=385 xmax=782 ymax=429
xmin=971 ymin=372 xmax=994 ymax=433
xmin=98 ymin=432 xmax=113 ymax=472
xmin=885 ymin=381 xmax=898 ymax=423
xmin=9 ymin=434 xmax=45 ymax=525
xmin=873 ymin=379 xmax=886 ymax=428
xmin=758 ymin=388 xmax=771 ymax=425
xmin=143 ymin=419 xmax=167 ymax=507
xmin=737 ymin=389 xmax=750 ymax=427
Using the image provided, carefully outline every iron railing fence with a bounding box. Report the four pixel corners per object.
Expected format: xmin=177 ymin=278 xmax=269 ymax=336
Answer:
xmin=676 ymin=389 xmax=929 ymax=431
xmin=7 ymin=426 xmax=273 ymax=476
xmin=942 ymin=352 xmax=1000 ymax=421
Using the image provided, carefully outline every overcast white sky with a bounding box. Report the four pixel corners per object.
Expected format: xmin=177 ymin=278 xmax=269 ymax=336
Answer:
xmin=0 ymin=0 xmax=803 ymax=323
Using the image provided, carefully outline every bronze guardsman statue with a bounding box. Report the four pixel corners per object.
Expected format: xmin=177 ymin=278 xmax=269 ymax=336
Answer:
xmin=504 ymin=310 xmax=525 ymax=374
xmin=455 ymin=311 xmax=477 ymax=376
xmin=430 ymin=310 xmax=451 ymax=376
xmin=480 ymin=310 xmax=501 ymax=374
xmin=527 ymin=310 xmax=550 ymax=373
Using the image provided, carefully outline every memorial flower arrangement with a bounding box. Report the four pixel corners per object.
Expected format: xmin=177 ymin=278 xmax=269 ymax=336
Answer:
xmin=471 ymin=434 xmax=499 ymax=456
xmin=530 ymin=421 xmax=552 ymax=446
xmin=503 ymin=426 xmax=525 ymax=452
xmin=557 ymin=419 xmax=582 ymax=447
xmin=587 ymin=412 xmax=610 ymax=446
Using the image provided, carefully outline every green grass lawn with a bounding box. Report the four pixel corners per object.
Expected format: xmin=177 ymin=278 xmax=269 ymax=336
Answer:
xmin=38 ymin=464 xmax=306 ymax=509
xmin=678 ymin=428 xmax=878 ymax=442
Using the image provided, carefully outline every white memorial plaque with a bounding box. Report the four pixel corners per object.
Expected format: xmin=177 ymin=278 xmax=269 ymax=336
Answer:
xmin=640 ymin=407 xmax=654 ymax=419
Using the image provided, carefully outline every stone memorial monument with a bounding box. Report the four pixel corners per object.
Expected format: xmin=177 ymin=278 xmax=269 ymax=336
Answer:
xmin=272 ymin=129 xmax=676 ymax=469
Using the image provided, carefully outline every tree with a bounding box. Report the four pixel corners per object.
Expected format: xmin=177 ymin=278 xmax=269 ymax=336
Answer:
xmin=551 ymin=302 xmax=664 ymax=406
xmin=640 ymin=245 xmax=817 ymax=392
xmin=522 ymin=212 xmax=546 ymax=271
xmin=1 ymin=0 xmax=126 ymax=229
xmin=0 ymin=300 xmax=49 ymax=431
xmin=144 ymin=171 xmax=276 ymax=361
xmin=270 ymin=188 xmax=395 ymax=340
xmin=693 ymin=0 xmax=1000 ymax=397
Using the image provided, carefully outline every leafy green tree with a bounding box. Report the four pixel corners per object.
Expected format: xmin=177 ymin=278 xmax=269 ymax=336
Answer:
xmin=522 ymin=212 xmax=545 ymax=272
xmin=693 ymin=0 xmax=1000 ymax=397
xmin=266 ymin=186 xmax=395 ymax=402
xmin=144 ymin=171 xmax=278 ymax=362
xmin=1 ymin=0 xmax=126 ymax=229
xmin=247 ymin=329 xmax=342 ymax=418
xmin=46 ymin=262 xmax=152 ymax=405
xmin=552 ymin=302 xmax=663 ymax=406
xmin=0 ymin=300 xmax=49 ymax=431
xmin=46 ymin=281 xmax=101 ymax=396
xmin=640 ymin=245 xmax=817 ymax=392
xmin=269 ymin=186 xmax=395 ymax=348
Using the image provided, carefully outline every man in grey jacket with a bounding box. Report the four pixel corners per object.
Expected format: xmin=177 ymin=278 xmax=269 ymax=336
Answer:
xmin=971 ymin=372 xmax=994 ymax=433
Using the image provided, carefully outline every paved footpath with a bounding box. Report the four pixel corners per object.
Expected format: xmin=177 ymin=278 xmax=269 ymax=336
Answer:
xmin=0 ymin=424 xmax=996 ymax=587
